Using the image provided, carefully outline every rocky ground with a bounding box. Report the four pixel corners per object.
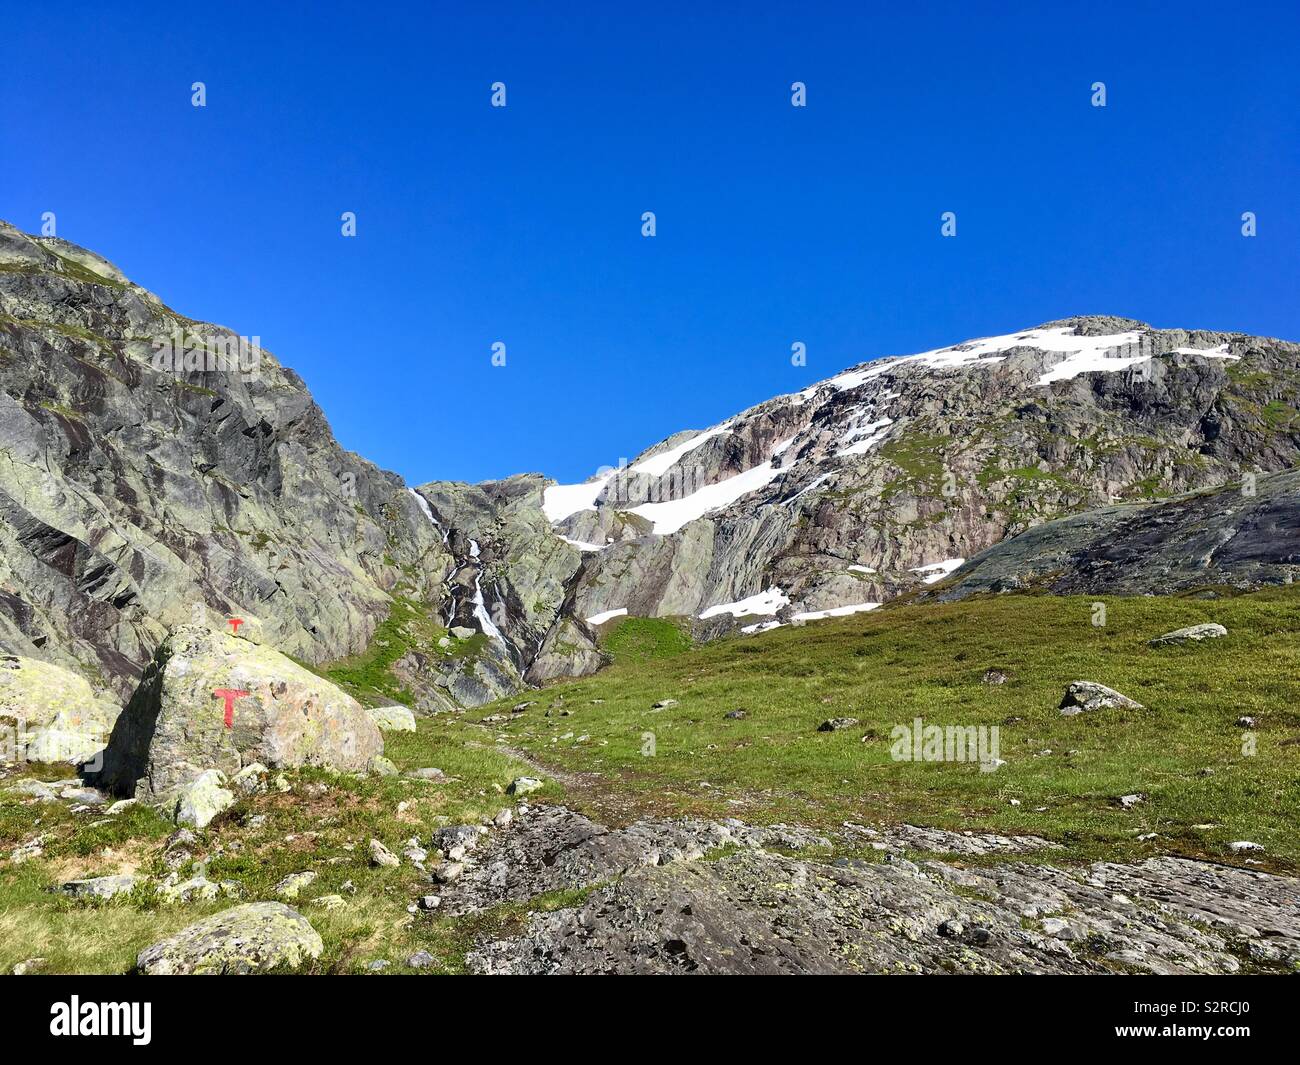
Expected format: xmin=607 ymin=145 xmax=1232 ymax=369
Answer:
xmin=440 ymin=805 xmax=1300 ymax=975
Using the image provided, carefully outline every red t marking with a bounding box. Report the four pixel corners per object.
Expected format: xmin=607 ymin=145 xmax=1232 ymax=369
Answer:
xmin=213 ymin=689 xmax=249 ymax=728
xmin=227 ymin=618 xmax=244 ymax=634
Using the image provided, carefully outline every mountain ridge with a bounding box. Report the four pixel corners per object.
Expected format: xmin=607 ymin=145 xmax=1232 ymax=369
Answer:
xmin=3 ymin=220 xmax=1300 ymax=706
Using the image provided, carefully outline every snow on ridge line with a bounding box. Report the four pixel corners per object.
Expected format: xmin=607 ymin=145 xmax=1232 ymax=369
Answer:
xmin=585 ymin=607 xmax=628 ymax=626
xmin=631 ymin=422 xmax=734 ymax=477
xmin=798 ymin=326 xmax=1160 ymax=399
xmin=542 ymin=473 xmax=615 ymax=523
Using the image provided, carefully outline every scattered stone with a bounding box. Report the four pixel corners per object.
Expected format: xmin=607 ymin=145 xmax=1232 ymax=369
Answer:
xmin=1229 ymin=841 xmax=1264 ymax=853
xmin=1149 ymin=623 xmax=1227 ymax=647
xmin=1058 ymin=681 xmax=1144 ymax=716
xmin=370 ymin=755 xmax=399 ymax=777
xmin=12 ymin=958 xmax=46 ymax=975
xmin=724 ymin=710 xmax=747 ymax=720
xmin=366 ymin=705 xmax=417 ymax=732
xmin=106 ymin=797 xmax=138 ymax=815
xmin=311 ymin=894 xmax=347 ymax=911
xmin=3 ymin=779 xmax=59 ymax=801
xmin=512 ymin=701 xmax=537 ymax=713
xmin=60 ymin=874 xmax=139 ymax=900
xmin=406 ymin=950 xmax=435 ymax=969
xmin=983 ymin=668 xmax=1009 ymax=685
xmin=157 ymin=874 xmax=220 ymax=904
xmin=403 ymin=845 xmax=429 ymax=865
xmin=274 ymin=871 xmax=317 ymax=899
xmin=433 ymin=861 xmax=465 ymax=884
xmin=450 ymin=626 xmax=476 ymax=640
xmin=231 ymin=763 xmax=269 ymax=796
xmin=369 ymin=839 xmax=400 ymax=868
xmin=418 ymin=895 xmax=441 ymax=911
xmin=493 ymin=808 xmax=513 ymax=828
xmin=173 ymin=769 xmax=235 ymax=829
xmin=1118 ymin=793 xmax=1147 ymax=809
xmin=365 ymin=959 xmax=390 ymax=971
xmin=411 ymin=767 xmax=445 ymax=780
xmin=10 ymin=837 xmax=45 ymax=863
xmin=818 ymin=717 xmax=860 ymax=732
xmin=135 ymin=902 xmax=323 ymax=975
xmin=1237 ymin=716 xmax=1256 ymax=729
xmin=507 ymin=776 xmax=543 ymax=796
xmin=652 ymin=699 xmax=679 ymax=710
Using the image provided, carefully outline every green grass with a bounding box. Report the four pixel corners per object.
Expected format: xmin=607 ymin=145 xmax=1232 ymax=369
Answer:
xmin=478 ymin=586 xmax=1300 ymax=870
xmin=601 ymin=615 xmax=692 ymax=664
xmin=0 ymin=717 xmax=555 ymax=974
xmin=319 ymin=595 xmax=449 ymax=707
xmin=4 ymin=585 xmax=1298 ymax=974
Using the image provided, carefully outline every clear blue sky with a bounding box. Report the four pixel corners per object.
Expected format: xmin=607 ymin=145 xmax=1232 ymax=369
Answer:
xmin=3 ymin=2 xmax=1297 ymax=484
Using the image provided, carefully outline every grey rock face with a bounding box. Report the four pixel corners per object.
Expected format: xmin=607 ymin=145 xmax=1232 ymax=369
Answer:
xmin=0 ymin=220 xmax=454 ymax=704
xmin=5 ymin=219 xmax=1300 ymax=698
xmin=461 ymin=808 xmax=1300 ymax=975
xmin=439 ymin=805 xmax=827 ymax=916
xmin=934 ymin=469 xmax=1300 ymax=601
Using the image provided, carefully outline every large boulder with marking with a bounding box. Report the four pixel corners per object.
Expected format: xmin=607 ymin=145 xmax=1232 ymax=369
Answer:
xmin=93 ymin=625 xmax=383 ymax=801
xmin=0 ymin=654 xmax=121 ymax=766
xmin=135 ymin=902 xmax=323 ymax=974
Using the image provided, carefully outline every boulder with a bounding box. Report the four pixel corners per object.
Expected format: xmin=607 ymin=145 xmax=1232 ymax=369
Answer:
xmin=93 ymin=625 xmax=383 ymax=803
xmin=60 ymin=874 xmax=139 ymax=900
xmin=135 ymin=902 xmax=323 ymax=974
xmin=818 ymin=717 xmax=860 ymax=732
xmin=1149 ymin=623 xmax=1227 ymax=647
xmin=508 ymin=776 xmax=544 ymax=796
xmin=173 ymin=770 xmax=235 ymax=828
xmin=366 ymin=705 xmax=417 ymax=732
xmin=0 ymin=654 xmax=121 ymax=766
xmin=1058 ymin=681 xmax=1144 ymax=716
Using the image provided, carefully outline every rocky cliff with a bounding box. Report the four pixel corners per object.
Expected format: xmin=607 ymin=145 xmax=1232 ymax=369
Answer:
xmin=3 ymin=221 xmax=1299 ymax=705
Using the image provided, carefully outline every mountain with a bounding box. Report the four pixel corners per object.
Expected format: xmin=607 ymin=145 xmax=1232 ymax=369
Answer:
xmin=3 ymin=220 xmax=1300 ymax=708
xmin=419 ymin=315 xmax=1300 ymax=680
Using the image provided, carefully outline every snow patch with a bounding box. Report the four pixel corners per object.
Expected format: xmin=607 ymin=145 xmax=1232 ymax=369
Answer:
xmin=585 ymin=607 xmax=628 ymax=626
xmin=913 ymin=558 xmax=965 ymax=584
xmin=631 ymin=423 xmax=733 ymax=477
xmin=1169 ymin=344 xmax=1237 ymax=360
xmin=543 ymin=473 xmax=615 ymax=523
xmin=794 ymin=602 xmax=881 ymax=621
xmin=559 ymin=535 xmax=606 ymax=553
xmin=699 ymin=587 xmax=790 ymax=620
xmin=631 ymin=438 xmax=795 ymax=534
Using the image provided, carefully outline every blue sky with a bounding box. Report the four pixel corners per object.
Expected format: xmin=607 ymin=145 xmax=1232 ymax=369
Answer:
xmin=3 ymin=2 xmax=1297 ymax=484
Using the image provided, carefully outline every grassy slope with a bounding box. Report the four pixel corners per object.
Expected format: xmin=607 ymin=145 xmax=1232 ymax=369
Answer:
xmin=478 ymin=587 xmax=1300 ymax=870
xmin=3 ymin=587 xmax=1297 ymax=974
xmin=0 ymin=719 xmax=561 ymax=974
